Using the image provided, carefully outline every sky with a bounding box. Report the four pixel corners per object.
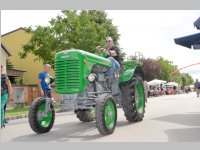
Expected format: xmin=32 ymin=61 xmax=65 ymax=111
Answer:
xmin=1 ymin=10 xmax=200 ymax=80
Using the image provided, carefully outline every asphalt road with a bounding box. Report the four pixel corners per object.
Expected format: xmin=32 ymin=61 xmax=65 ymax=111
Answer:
xmin=1 ymin=92 xmax=200 ymax=142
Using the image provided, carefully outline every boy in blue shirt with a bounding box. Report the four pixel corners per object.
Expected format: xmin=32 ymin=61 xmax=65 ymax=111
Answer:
xmin=38 ymin=64 xmax=53 ymax=98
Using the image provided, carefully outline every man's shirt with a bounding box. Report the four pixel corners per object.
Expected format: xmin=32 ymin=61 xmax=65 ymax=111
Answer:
xmin=107 ymin=46 xmax=120 ymax=62
xmin=38 ymin=71 xmax=51 ymax=91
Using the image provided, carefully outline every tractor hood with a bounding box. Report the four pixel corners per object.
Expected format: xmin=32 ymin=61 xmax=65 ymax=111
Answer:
xmin=55 ymin=49 xmax=111 ymax=94
xmin=55 ymin=49 xmax=111 ymax=68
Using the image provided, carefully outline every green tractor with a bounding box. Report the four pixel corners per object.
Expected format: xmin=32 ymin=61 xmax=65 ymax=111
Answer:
xmin=28 ymin=49 xmax=147 ymax=135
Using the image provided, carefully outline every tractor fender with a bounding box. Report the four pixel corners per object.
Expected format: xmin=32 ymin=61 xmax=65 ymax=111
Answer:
xmin=119 ymin=66 xmax=144 ymax=83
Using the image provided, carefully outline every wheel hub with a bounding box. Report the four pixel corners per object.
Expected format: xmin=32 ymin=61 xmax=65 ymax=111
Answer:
xmin=135 ymin=91 xmax=139 ymax=104
xmin=135 ymin=81 xmax=145 ymax=114
xmin=37 ymin=111 xmax=48 ymax=121
xmin=37 ymin=103 xmax=53 ymax=128
xmin=104 ymin=100 xmax=116 ymax=129
xmin=108 ymin=111 xmax=113 ymax=119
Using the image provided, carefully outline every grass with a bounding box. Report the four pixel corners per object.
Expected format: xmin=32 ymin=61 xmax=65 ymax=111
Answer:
xmin=5 ymin=103 xmax=61 ymax=117
xmin=54 ymin=103 xmax=61 ymax=109
xmin=6 ymin=106 xmax=29 ymax=117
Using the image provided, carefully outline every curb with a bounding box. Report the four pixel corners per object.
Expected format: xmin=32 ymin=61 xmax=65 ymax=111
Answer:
xmin=5 ymin=109 xmax=68 ymax=121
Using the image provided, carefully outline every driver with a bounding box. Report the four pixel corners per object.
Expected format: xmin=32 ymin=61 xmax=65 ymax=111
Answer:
xmin=96 ymin=37 xmax=120 ymax=77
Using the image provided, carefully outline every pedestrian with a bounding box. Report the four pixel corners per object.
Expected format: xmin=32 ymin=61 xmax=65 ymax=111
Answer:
xmin=194 ymin=79 xmax=200 ymax=98
xmin=38 ymin=64 xmax=55 ymax=100
xmin=1 ymin=65 xmax=13 ymax=128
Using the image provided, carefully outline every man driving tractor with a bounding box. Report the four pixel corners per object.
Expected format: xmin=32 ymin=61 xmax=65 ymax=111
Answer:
xmin=96 ymin=37 xmax=121 ymax=77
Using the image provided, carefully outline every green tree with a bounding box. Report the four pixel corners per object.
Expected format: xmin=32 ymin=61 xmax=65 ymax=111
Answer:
xmin=180 ymin=73 xmax=194 ymax=86
xmin=156 ymin=56 xmax=194 ymax=85
xmin=171 ymin=72 xmax=182 ymax=84
xmin=140 ymin=58 xmax=161 ymax=81
xmin=88 ymin=10 xmax=120 ymax=45
xmin=156 ymin=57 xmax=176 ymax=82
xmin=20 ymin=10 xmax=120 ymax=67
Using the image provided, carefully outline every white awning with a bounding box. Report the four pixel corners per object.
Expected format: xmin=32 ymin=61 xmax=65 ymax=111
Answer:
xmin=148 ymin=79 xmax=167 ymax=86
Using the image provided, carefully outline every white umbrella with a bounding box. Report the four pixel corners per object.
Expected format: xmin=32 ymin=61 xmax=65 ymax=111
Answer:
xmin=148 ymin=79 xmax=167 ymax=86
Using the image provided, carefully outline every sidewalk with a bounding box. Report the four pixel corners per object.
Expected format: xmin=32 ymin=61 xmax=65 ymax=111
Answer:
xmin=5 ymin=103 xmax=68 ymax=121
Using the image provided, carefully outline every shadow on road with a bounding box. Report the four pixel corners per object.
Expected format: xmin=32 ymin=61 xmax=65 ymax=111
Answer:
xmin=153 ymin=113 xmax=200 ymax=142
xmin=11 ymin=121 xmax=97 ymax=142
xmin=165 ymin=127 xmax=200 ymax=142
xmin=153 ymin=113 xmax=200 ymax=127
xmin=11 ymin=119 xmax=136 ymax=142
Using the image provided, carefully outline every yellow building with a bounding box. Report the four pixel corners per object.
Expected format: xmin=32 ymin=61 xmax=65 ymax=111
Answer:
xmin=1 ymin=43 xmax=11 ymax=72
xmin=1 ymin=28 xmax=54 ymax=85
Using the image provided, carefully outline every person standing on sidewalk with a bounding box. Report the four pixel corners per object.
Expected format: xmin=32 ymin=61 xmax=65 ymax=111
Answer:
xmin=194 ymin=79 xmax=200 ymax=98
xmin=1 ymin=65 xmax=13 ymax=128
xmin=38 ymin=64 xmax=54 ymax=98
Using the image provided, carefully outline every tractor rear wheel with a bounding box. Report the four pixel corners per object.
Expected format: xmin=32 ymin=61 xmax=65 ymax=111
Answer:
xmin=76 ymin=109 xmax=95 ymax=122
xmin=96 ymin=94 xmax=117 ymax=135
xmin=28 ymin=98 xmax=55 ymax=134
xmin=121 ymin=76 xmax=146 ymax=122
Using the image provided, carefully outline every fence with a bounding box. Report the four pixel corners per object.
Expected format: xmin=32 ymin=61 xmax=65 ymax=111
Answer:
xmin=8 ymin=85 xmax=60 ymax=106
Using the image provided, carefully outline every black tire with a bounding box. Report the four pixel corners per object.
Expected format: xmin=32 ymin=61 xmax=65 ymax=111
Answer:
xmin=28 ymin=97 xmax=55 ymax=134
xmin=121 ymin=76 xmax=146 ymax=122
xmin=96 ymin=94 xmax=117 ymax=135
xmin=76 ymin=109 xmax=95 ymax=122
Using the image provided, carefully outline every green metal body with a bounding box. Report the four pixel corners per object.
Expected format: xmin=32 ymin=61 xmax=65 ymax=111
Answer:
xmin=135 ymin=80 xmax=145 ymax=114
xmin=119 ymin=61 xmax=142 ymax=83
xmin=55 ymin=49 xmax=142 ymax=94
xmin=55 ymin=49 xmax=111 ymax=94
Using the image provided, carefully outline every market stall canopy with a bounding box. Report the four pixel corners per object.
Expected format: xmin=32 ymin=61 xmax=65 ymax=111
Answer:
xmin=166 ymin=82 xmax=178 ymax=87
xmin=148 ymin=79 xmax=167 ymax=86
xmin=194 ymin=17 xmax=200 ymax=30
xmin=189 ymin=85 xmax=194 ymax=88
xmin=174 ymin=33 xmax=200 ymax=50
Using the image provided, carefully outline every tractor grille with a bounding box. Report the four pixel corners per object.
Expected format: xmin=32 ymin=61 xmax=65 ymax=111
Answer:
xmin=55 ymin=59 xmax=82 ymax=94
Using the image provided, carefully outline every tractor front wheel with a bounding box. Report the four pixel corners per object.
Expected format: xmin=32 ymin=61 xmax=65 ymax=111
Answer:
xmin=28 ymin=98 xmax=55 ymax=134
xmin=96 ymin=95 xmax=117 ymax=135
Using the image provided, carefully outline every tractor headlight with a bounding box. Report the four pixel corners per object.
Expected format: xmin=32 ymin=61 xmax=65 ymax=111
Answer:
xmin=88 ymin=73 xmax=96 ymax=82
xmin=45 ymin=77 xmax=50 ymax=84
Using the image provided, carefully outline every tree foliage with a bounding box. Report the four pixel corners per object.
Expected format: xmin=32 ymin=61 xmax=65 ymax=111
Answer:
xmin=140 ymin=58 xmax=160 ymax=81
xmin=156 ymin=56 xmax=176 ymax=82
xmin=20 ymin=10 xmax=120 ymax=66
xmin=129 ymin=56 xmax=194 ymax=85
xmin=155 ymin=57 xmax=194 ymax=85
xmin=180 ymin=73 xmax=194 ymax=86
